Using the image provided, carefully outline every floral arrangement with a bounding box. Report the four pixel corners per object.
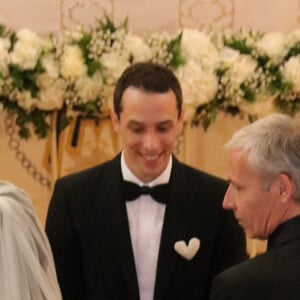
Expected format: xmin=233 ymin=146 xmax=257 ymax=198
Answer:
xmin=1 ymin=17 xmax=300 ymax=139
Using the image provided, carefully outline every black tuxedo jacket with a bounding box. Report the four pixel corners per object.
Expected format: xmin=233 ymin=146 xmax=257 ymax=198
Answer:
xmin=210 ymin=215 xmax=300 ymax=300
xmin=46 ymin=155 xmax=246 ymax=300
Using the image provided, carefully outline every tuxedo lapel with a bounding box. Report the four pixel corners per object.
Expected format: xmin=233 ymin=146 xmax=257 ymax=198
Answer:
xmin=94 ymin=155 xmax=140 ymax=300
xmin=154 ymin=158 xmax=191 ymax=300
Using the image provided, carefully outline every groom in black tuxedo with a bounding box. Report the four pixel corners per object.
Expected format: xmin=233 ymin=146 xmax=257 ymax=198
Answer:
xmin=46 ymin=62 xmax=246 ymax=300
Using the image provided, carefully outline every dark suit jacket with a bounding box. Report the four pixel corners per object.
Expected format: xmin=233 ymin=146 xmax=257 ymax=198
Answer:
xmin=210 ymin=215 xmax=300 ymax=300
xmin=46 ymin=154 xmax=246 ymax=300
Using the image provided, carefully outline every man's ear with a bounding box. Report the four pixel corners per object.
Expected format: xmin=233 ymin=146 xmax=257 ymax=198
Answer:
xmin=110 ymin=110 xmax=120 ymax=133
xmin=276 ymin=173 xmax=294 ymax=203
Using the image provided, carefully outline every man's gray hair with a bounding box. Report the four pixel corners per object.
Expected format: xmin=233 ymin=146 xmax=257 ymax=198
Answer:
xmin=225 ymin=113 xmax=300 ymax=201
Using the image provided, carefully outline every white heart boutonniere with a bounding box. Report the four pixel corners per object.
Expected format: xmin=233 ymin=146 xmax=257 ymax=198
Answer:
xmin=174 ymin=237 xmax=201 ymax=261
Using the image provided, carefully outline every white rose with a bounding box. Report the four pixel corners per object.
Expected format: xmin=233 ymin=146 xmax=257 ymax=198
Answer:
xmin=75 ymin=71 xmax=103 ymax=103
xmin=0 ymin=38 xmax=10 ymax=75
xmin=70 ymin=26 xmax=84 ymax=41
xmin=124 ymin=33 xmax=152 ymax=62
xmin=255 ymin=32 xmax=286 ymax=60
xmin=181 ymin=28 xmax=218 ymax=70
xmin=219 ymin=47 xmax=240 ymax=67
xmin=281 ymin=55 xmax=300 ymax=93
xmin=36 ymin=74 xmax=66 ymax=110
xmin=176 ymin=60 xmax=218 ymax=121
xmin=100 ymin=52 xmax=129 ymax=84
xmin=60 ymin=45 xmax=87 ymax=81
xmin=41 ymin=54 xmax=60 ymax=78
xmin=10 ymin=28 xmax=46 ymax=70
xmin=286 ymin=30 xmax=300 ymax=47
xmin=229 ymin=55 xmax=257 ymax=85
xmin=14 ymin=90 xmax=37 ymax=111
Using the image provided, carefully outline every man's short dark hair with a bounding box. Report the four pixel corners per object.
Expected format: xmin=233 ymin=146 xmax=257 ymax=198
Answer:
xmin=113 ymin=62 xmax=183 ymax=118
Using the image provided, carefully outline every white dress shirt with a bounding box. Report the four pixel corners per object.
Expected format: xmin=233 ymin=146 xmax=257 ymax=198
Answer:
xmin=121 ymin=153 xmax=172 ymax=300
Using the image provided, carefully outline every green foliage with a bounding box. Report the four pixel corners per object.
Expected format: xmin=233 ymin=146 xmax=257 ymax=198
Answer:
xmin=1 ymin=96 xmax=50 ymax=139
xmin=78 ymin=33 xmax=102 ymax=76
xmin=224 ymin=38 xmax=253 ymax=55
xmin=240 ymin=83 xmax=255 ymax=102
xmin=9 ymin=62 xmax=44 ymax=97
xmin=284 ymin=42 xmax=300 ymax=61
xmin=0 ymin=24 xmax=5 ymax=37
xmin=73 ymin=100 xmax=102 ymax=117
xmin=168 ymin=32 xmax=186 ymax=69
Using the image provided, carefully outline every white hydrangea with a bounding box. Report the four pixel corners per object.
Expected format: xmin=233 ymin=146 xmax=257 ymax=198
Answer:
xmin=281 ymin=55 xmax=300 ymax=93
xmin=124 ymin=33 xmax=152 ymax=63
xmin=13 ymin=90 xmax=37 ymax=111
xmin=66 ymin=25 xmax=84 ymax=42
xmin=100 ymin=51 xmax=129 ymax=84
xmin=176 ymin=60 xmax=218 ymax=121
xmin=60 ymin=45 xmax=87 ymax=81
xmin=219 ymin=47 xmax=257 ymax=85
xmin=0 ymin=38 xmax=10 ymax=75
xmin=36 ymin=74 xmax=66 ymax=110
xmin=9 ymin=28 xmax=47 ymax=70
xmin=255 ymin=32 xmax=286 ymax=61
xmin=41 ymin=53 xmax=60 ymax=78
xmin=286 ymin=29 xmax=300 ymax=48
xmin=181 ymin=28 xmax=219 ymax=70
xmin=75 ymin=71 xmax=103 ymax=103
xmin=147 ymin=31 xmax=172 ymax=65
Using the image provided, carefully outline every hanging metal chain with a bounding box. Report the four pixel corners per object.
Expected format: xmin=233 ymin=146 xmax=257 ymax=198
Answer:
xmin=4 ymin=114 xmax=51 ymax=189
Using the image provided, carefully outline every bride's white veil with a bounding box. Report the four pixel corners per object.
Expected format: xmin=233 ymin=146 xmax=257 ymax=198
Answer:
xmin=0 ymin=180 xmax=62 ymax=300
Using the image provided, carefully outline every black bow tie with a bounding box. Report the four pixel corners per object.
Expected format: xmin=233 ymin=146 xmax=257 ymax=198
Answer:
xmin=122 ymin=180 xmax=170 ymax=204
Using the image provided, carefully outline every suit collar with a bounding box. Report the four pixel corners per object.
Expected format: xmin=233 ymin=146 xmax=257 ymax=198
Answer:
xmin=94 ymin=155 xmax=191 ymax=300
xmin=268 ymin=215 xmax=300 ymax=250
xmin=94 ymin=154 xmax=140 ymax=300
xmin=154 ymin=157 xmax=192 ymax=300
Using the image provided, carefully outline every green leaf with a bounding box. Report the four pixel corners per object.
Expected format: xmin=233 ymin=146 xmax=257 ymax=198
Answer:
xmin=99 ymin=15 xmax=117 ymax=33
xmin=9 ymin=64 xmax=43 ymax=97
xmin=78 ymin=33 xmax=92 ymax=58
xmin=73 ymin=100 xmax=101 ymax=117
xmin=2 ymin=97 xmax=51 ymax=139
xmin=225 ymin=38 xmax=252 ymax=55
xmin=86 ymin=60 xmax=101 ymax=77
xmin=240 ymin=83 xmax=255 ymax=102
xmin=9 ymin=32 xmax=17 ymax=51
xmin=57 ymin=109 xmax=73 ymax=134
xmin=168 ymin=32 xmax=186 ymax=69
xmin=268 ymin=70 xmax=292 ymax=94
xmin=0 ymin=24 xmax=5 ymax=37
xmin=284 ymin=42 xmax=300 ymax=61
xmin=275 ymin=97 xmax=300 ymax=116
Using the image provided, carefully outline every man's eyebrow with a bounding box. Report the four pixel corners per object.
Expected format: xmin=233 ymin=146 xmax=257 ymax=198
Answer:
xmin=127 ymin=120 xmax=174 ymax=127
xmin=127 ymin=120 xmax=143 ymax=126
xmin=159 ymin=120 xmax=173 ymax=124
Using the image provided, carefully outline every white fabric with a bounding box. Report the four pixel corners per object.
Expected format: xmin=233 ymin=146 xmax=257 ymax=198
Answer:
xmin=121 ymin=154 xmax=172 ymax=300
xmin=0 ymin=180 xmax=62 ymax=300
